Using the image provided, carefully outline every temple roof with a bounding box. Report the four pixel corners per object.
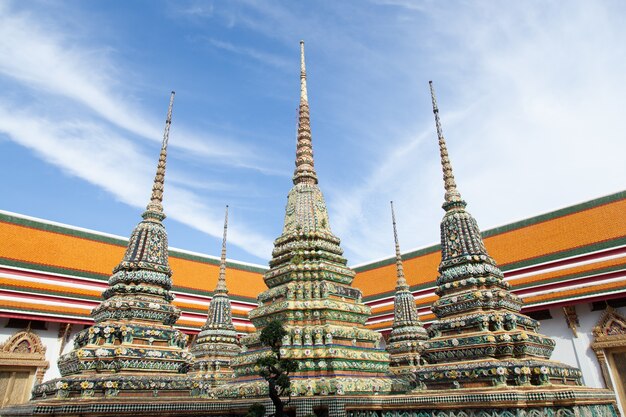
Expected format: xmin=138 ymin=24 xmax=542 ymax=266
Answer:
xmin=0 ymin=191 xmax=625 ymax=333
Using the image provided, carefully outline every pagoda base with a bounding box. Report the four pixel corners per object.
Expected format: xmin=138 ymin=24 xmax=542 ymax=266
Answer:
xmin=4 ymin=386 xmax=617 ymax=417
xmin=416 ymin=359 xmax=583 ymax=390
xmin=30 ymin=374 xmax=193 ymax=400
xmin=211 ymin=375 xmax=408 ymax=398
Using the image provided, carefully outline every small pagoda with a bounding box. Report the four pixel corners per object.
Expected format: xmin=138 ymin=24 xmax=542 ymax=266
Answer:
xmin=385 ymin=202 xmax=428 ymax=375
xmin=415 ymin=82 xmax=584 ymax=389
xmin=31 ymin=92 xmax=193 ymax=400
xmin=214 ymin=41 xmax=392 ymax=399
xmin=189 ymin=206 xmax=241 ymax=393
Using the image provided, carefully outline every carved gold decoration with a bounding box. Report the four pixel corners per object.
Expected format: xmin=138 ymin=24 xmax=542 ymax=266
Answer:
xmin=57 ymin=323 xmax=73 ymax=355
xmin=591 ymin=307 xmax=626 ymax=410
xmin=563 ymin=305 xmax=579 ymax=337
xmin=0 ymin=328 xmax=49 ymax=406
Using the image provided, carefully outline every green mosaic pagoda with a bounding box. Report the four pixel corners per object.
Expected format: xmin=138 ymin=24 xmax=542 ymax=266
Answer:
xmin=31 ymin=92 xmax=193 ymax=400
xmin=190 ymin=206 xmax=241 ymax=391
xmin=385 ymin=202 xmax=428 ymax=375
xmin=214 ymin=41 xmax=392 ymax=399
xmin=415 ymin=82 xmax=584 ymax=389
xmin=3 ymin=51 xmax=618 ymax=417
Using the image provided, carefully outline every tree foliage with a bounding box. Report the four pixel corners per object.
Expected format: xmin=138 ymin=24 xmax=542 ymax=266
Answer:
xmin=245 ymin=403 xmax=266 ymax=417
xmin=256 ymin=320 xmax=298 ymax=417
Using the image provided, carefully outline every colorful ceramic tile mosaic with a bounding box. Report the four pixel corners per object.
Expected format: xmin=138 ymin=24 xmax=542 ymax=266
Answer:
xmin=31 ymin=92 xmax=194 ymax=400
xmin=1 ymin=45 xmax=619 ymax=417
xmin=189 ymin=206 xmax=241 ymax=391
xmin=213 ymin=42 xmax=396 ymax=399
xmin=385 ymin=202 xmax=428 ymax=376
xmin=414 ymin=82 xmax=585 ymax=390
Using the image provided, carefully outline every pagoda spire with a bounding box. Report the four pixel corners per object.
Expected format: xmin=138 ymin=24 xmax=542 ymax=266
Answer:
xmin=429 ymin=81 xmax=464 ymax=210
xmin=390 ymin=201 xmax=408 ymax=291
xmin=387 ymin=201 xmax=427 ymax=374
xmin=41 ymin=91 xmax=193 ymax=400
xmin=189 ymin=205 xmax=239 ymax=388
xmin=144 ymin=91 xmax=175 ymax=220
xmin=416 ymin=82 xmax=581 ymax=391
xmin=293 ymin=40 xmax=318 ymax=185
xmin=214 ymin=205 xmax=229 ymax=294
xmin=300 ymin=40 xmax=309 ymax=103
xmin=220 ymin=41 xmax=392 ymax=399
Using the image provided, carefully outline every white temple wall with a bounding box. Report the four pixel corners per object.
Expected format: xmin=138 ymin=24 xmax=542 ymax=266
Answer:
xmin=539 ymin=304 xmax=615 ymax=389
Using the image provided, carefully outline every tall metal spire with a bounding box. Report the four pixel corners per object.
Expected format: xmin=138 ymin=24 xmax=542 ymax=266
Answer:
xmin=292 ymin=40 xmax=318 ymax=185
xmin=214 ymin=205 xmax=229 ymax=294
xmin=144 ymin=91 xmax=175 ymax=220
xmin=390 ymin=201 xmax=408 ymax=290
xmin=429 ymin=81 xmax=464 ymax=210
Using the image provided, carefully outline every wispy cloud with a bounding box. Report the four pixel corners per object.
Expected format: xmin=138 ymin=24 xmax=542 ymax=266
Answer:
xmin=0 ymin=2 xmax=269 ymax=169
xmin=163 ymin=0 xmax=626 ymax=264
xmin=0 ymin=101 xmax=273 ymax=259
xmin=0 ymin=4 xmax=155 ymax=140
xmin=369 ymin=0 xmax=427 ymax=12
xmin=0 ymin=1 xmax=276 ymax=260
xmin=3 ymin=1 xmax=625 ymax=267
xmin=207 ymin=38 xmax=291 ymax=70
xmin=330 ymin=1 xmax=626 ymax=264
xmin=176 ymin=2 xmax=214 ymax=18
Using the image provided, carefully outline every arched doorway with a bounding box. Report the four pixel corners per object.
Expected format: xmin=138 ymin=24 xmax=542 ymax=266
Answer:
xmin=591 ymin=307 xmax=626 ymax=413
xmin=0 ymin=329 xmax=49 ymax=407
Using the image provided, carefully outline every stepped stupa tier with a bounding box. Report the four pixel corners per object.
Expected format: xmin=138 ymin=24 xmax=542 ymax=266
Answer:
xmin=416 ymin=82 xmax=583 ymax=389
xmin=214 ymin=42 xmax=392 ymax=399
xmin=31 ymin=92 xmax=193 ymax=400
xmin=190 ymin=206 xmax=241 ymax=391
xmin=386 ymin=202 xmax=428 ymax=374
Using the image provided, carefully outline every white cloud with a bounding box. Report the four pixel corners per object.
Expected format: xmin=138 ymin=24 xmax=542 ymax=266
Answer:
xmin=176 ymin=2 xmax=214 ymax=18
xmin=0 ymin=2 xmax=268 ymax=168
xmin=330 ymin=1 xmax=626 ymax=264
xmin=0 ymin=102 xmax=274 ymax=259
xmin=0 ymin=2 xmax=277 ymax=260
xmin=3 ymin=0 xmax=625 ymax=267
xmin=207 ymin=38 xmax=291 ymax=70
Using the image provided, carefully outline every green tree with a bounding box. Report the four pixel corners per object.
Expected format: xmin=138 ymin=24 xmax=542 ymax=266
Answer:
xmin=256 ymin=320 xmax=298 ymax=417
xmin=245 ymin=403 xmax=266 ymax=417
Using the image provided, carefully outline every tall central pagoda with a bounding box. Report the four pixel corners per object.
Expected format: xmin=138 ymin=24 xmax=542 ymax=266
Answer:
xmin=215 ymin=42 xmax=392 ymax=398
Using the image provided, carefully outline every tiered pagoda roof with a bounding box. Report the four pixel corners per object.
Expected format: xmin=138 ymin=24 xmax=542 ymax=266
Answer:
xmin=385 ymin=202 xmax=427 ymax=375
xmin=215 ymin=41 xmax=393 ymax=398
xmin=190 ymin=206 xmax=241 ymax=392
xmin=32 ymin=92 xmax=194 ymax=400
xmin=415 ymin=82 xmax=583 ymax=389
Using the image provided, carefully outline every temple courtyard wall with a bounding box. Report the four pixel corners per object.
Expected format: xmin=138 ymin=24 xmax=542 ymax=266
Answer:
xmin=0 ymin=390 xmax=618 ymax=417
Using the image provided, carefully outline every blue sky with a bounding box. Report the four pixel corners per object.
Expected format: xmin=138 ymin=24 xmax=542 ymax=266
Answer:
xmin=1 ymin=1 xmax=626 ymax=267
